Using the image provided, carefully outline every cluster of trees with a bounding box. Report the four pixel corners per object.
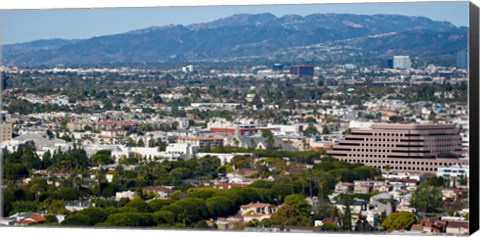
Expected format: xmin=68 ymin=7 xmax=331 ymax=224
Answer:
xmin=3 ymin=142 xmax=89 ymax=180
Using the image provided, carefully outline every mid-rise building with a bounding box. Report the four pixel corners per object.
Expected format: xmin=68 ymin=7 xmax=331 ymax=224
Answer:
xmin=289 ymin=65 xmax=314 ymax=78
xmin=177 ymin=136 xmax=225 ymax=149
xmin=0 ymin=123 xmax=13 ymax=142
xmin=393 ymin=56 xmax=412 ymax=69
xmin=437 ymin=164 xmax=469 ymax=187
xmin=327 ymin=124 xmax=467 ymax=173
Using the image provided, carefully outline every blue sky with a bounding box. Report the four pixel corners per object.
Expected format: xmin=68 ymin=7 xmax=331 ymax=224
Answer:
xmin=1 ymin=1 xmax=469 ymax=44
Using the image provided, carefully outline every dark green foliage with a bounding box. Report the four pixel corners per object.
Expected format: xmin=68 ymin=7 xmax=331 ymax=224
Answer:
xmin=98 ymin=212 xmax=154 ymax=227
xmin=124 ymin=198 xmax=151 ymax=212
xmin=270 ymin=204 xmax=311 ymax=227
xmin=161 ymin=198 xmax=209 ymax=225
xmin=410 ymin=184 xmax=443 ymax=212
xmin=91 ymin=150 xmax=114 ymax=165
xmin=249 ymin=180 xmax=274 ymax=189
xmin=283 ymin=194 xmax=311 ymax=216
xmin=152 ymin=211 xmax=175 ymax=225
xmin=148 ymin=199 xmax=175 ymax=212
xmin=62 ymin=214 xmax=92 ymax=226
xmin=10 ymin=201 xmax=42 ymax=215
xmin=322 ymin=222 xmax=340 ymax=231
xmin=206 ymin=196 xmax=234 ymax=217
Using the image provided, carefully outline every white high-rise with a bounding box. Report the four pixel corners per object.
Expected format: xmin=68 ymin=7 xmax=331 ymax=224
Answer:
xmin=393 ymin=56 xmax=412 ymax=69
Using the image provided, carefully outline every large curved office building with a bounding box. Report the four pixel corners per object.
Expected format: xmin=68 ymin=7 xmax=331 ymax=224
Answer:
xmin=327 ymin=124 xmax=468 ymax=173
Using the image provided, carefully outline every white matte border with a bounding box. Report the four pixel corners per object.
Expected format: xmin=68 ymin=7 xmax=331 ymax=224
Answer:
xmin=0 ymin=0 xmax=475 ymax=9
xmin=1 ymin=1 xmax=479 ymax=237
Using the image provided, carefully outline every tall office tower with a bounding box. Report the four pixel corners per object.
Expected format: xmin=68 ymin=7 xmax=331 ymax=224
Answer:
xmin=327 ymin=124 xmax=467 ymax=174
xmin=393 ymin=56 xmax=412 ymax=69
xmin=456 ymin=50 xmax=468 ymax=68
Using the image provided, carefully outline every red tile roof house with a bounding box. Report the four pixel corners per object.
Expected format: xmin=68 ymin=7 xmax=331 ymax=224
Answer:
xmin=15 ymin=215 xmax=46 ymax=226
xmin=239 ymin=202 xmax=278 ymax=223
xmin=142 ymin=186 xmax=173 ymax=199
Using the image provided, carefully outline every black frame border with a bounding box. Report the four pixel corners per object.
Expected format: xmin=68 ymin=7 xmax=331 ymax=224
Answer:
xmin=469 ymin=1 xmax=479 ymax=235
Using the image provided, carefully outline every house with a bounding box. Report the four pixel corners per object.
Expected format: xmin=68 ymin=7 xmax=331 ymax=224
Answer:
xmin=305 ymin=197 xmax=321 ymax=210
xmin=334 ymin=182 xmax=354 ymax=194
xmin=372 ymin=183 xmax=393 ymax=193
xmin=446 ymin=221 xmax=469 ymax=235
xmin=115 ymin=190 xmax=137 ymax=201
xmin=240 ymin=202 xmax=277 ymax=216
xmin=354 ymin=183 xmax=372 ymax=194
xmin=11 ymin=213 xmax=46 ymax=226
xmin=369 ymin=193 xmax=396 ymax=217
xmin=240 ymin=202 xmax=277 ymax=222
xmin=64 ymin=201 xmax=95 ymax=212
xmin=142 ymin=186 xmax=174 ymax=199
xmin=334 ymin=198 xmax=368 ymax=215
xmin=214 ymin=183 xmax=249 ymax=190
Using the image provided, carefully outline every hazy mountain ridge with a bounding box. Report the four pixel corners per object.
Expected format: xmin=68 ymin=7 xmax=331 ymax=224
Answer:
xmin=2 ymin=13 xmax=466 ymax=66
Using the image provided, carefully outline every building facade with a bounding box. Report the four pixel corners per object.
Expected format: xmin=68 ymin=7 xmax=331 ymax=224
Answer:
xmin=289 ymin=65 xmax=314 ymax=78
xmin=176 ymin=136 xmax=225 ymax=149
xmin=456 ymin=50 xmax=468 ymax=69
xmin=0 ymin=123 xmax=13 ymax=142
xmin=437 ymin=164 xmax=469 ymax=187
xmin=393 ymin=56 xmax=412 ymax=69
xmin=327 ymin=124 xmax=467 ymax=173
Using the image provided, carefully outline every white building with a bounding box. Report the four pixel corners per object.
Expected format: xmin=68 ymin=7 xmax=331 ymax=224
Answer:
xmin=393 ymin=56 xmax=412 ymax=70
xmin=115 ymin=191 xmax=137 ymax=201
xmin=165 ymin=143 xmax=199 ymax=159
xmin=437 ymin=164 xmax=469 ymax=187
xmin=267 ymin=124 xmax=301 ymax=136
xmin=196 ymin=152 xmax=252 ymax=165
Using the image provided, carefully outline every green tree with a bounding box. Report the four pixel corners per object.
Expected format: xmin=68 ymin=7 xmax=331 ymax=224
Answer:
xmin=322 ymin=222 xmax=339 ymax=231
xmin=152 ymin=211 xmax=175 ymax=225
xmin=381 ymin=211 xmax=417 ymax=231
xmin=410 ymin=184 xmax=442 ymax=212
xmin=137 ymin=138 xmax=145 ymax=147
xmin=161 ymin=198 xmax=209 ymax=225
xmin=206 ymin=196 xmax=234 ymax=217
xmin=124 ymin=198 xmax=151 ymax=213
xmin=283 ymin=194 xmax=311 ymax=216
xmin=270 ymin=204 xmax=311 ymax=227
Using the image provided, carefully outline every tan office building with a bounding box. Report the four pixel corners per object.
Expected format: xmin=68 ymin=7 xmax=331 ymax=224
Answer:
xmin=327 ymin=124 xmax=468 ymax=173
xmin=0 ymin=123 xmax=13 ymax=142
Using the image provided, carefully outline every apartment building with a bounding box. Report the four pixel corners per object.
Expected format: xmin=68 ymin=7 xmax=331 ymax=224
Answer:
xmin=176 ymin=136 xmax=225 ymax=149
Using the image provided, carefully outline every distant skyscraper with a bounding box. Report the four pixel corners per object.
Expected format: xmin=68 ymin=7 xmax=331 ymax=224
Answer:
xmin=289 ymin=65 xmax=314 ymax=78
xmin=393 ymin=56 xmax=412 ymax=69
xmin=456 ymin=50 xmax=468 ymax=68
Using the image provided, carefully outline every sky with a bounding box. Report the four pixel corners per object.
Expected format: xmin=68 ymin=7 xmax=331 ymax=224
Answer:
xmin=0 ymin=1 xmax=470 ymax=45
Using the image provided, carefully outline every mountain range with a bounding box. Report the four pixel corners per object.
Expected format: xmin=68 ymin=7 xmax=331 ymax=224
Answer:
xmin=2 ymin=13 xmax=468 ymax=67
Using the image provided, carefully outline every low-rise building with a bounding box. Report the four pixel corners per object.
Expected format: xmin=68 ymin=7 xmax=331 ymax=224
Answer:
xmin=115 ymin=190 xmax=137 ymax=201
xmin=437 ymin=164 xmax=469 ymax=187
xmin=142 ymin=186 xmax=174 ymax=199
